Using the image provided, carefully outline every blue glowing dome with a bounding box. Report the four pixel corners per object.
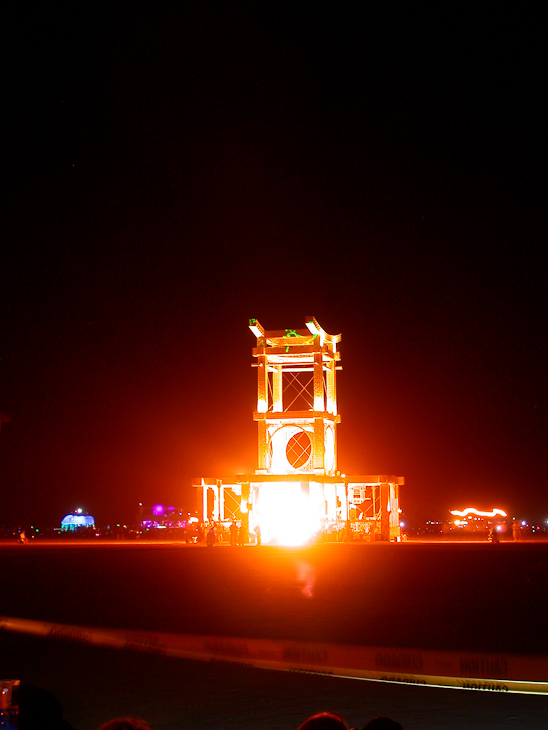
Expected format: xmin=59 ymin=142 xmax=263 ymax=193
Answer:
xmin=61 ymin=514 xmax=95 ymax=530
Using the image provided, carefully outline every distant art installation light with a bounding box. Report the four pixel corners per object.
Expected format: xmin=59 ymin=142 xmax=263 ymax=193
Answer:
xmin=193 ymin=318 xmax=404 ymax=545
xmin=61 ymin=513 xmax=95 ymax=531
xmin=451 ymin=508 xmax=507 ymax=519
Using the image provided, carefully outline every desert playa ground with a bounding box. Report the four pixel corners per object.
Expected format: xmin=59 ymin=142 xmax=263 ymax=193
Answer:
xmin=1 ymin=540 xmax=548 ymax=729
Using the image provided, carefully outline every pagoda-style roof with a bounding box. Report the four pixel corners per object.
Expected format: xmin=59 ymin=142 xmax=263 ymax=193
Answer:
xmin=249 ymin=317 xmax=341 ymax=366
xmin=249 ymin=316 xmax=341 ymax=346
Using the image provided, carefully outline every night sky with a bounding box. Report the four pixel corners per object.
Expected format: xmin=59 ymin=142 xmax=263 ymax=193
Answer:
xmin=1 ymin=6 xmax=546 ymax=527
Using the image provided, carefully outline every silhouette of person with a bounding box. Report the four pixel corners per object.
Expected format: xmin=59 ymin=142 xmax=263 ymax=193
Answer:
xmin=99 ymin=719 xmax=150 ymax=730
xmin=298 ymin=712 xmax=349 ymax=730
xmin=18 ymin=685 xmax=75 ymax=730
xmin=362 ymin=717 xmax=404 ymax=729
xmin=230 ymin=521 xmax=238 ymax=545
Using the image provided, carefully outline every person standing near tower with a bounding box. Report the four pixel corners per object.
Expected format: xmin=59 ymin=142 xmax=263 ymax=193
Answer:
xmin=230 ymin=521 xmax=238 ymax=545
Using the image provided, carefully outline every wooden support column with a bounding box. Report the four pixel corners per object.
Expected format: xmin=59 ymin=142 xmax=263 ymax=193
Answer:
xmin=203 ymin=483 xmax=208 ymax=523
xmin=257 ymin=420 xmax=267 ymax=470
xmin=212 ymin=483 xmax=220 ymax=521
xmin=197 ymin=486 xmax=204 ymax=521
xmin=313 ymin=352 xmax=324 ymax=412
xmin=380 ymin=482 xmax=390 ymax=541
xmin=257 ymin=355 xmax=268 ymax=413
xmin=326 ymin=358 xmax=336 ymax=414
xmin=313 ymin=418 xmax=324 ymax=472
xmin=273 ymin=365 xmax=283 ymax=412
xmin=217 ymin=480 xmax=223 ymax=522
xmin=390 ymin=483 xmax=401 ymax=540
xmin=257 ymin=352 xmax=268 ymax=471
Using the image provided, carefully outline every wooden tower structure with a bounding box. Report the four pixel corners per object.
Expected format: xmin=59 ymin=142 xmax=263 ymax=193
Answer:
xmin=193 ymin=317 xmax=403 ymax=544
xmin=249 ymin=316 xmax=340 ymax=477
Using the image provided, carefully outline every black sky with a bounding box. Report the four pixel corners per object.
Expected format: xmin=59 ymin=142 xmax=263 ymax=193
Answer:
xmin=1 ymin=5 xmax=546 ymax=527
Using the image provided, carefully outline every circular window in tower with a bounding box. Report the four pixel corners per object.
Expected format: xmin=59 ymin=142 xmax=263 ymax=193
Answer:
xmin=286 ymin=429 xmax=312 ymax=469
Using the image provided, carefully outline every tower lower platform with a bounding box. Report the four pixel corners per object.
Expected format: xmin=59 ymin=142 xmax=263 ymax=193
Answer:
xmin=192 ymin=473 xmax=403 ymax=545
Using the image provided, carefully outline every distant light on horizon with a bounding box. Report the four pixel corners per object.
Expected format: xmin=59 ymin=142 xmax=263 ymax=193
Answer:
xmin=450 ymin=507 xmax=507 ymax=519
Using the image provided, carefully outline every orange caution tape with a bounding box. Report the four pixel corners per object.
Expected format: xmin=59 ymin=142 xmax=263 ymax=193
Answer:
xmin=1 ymin=615 xmax=547 ymax=695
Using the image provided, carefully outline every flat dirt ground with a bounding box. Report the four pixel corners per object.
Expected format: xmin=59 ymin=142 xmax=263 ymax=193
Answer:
xmin=1 ymin=540 xmax=548 ymax=729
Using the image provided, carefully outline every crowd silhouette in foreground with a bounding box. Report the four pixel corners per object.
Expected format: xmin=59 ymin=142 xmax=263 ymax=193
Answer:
xmin=15 ymin=687 xmax=404 ymax=730
xmin=297 ymin=712 xmax=404 ymax=730
xmin=99 ymin=715 xmax=404 ymax=730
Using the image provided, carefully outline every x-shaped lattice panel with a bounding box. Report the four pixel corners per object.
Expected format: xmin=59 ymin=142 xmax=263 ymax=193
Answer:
xmin=286 ymin=430 xmax=312 ymax=468
xmin=283 ymin=371 xmax=314 ymax=411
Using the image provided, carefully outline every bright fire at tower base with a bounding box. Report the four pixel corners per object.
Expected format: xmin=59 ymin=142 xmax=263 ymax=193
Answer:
xmin=193 ymin=317 xmax=403 ymax=546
